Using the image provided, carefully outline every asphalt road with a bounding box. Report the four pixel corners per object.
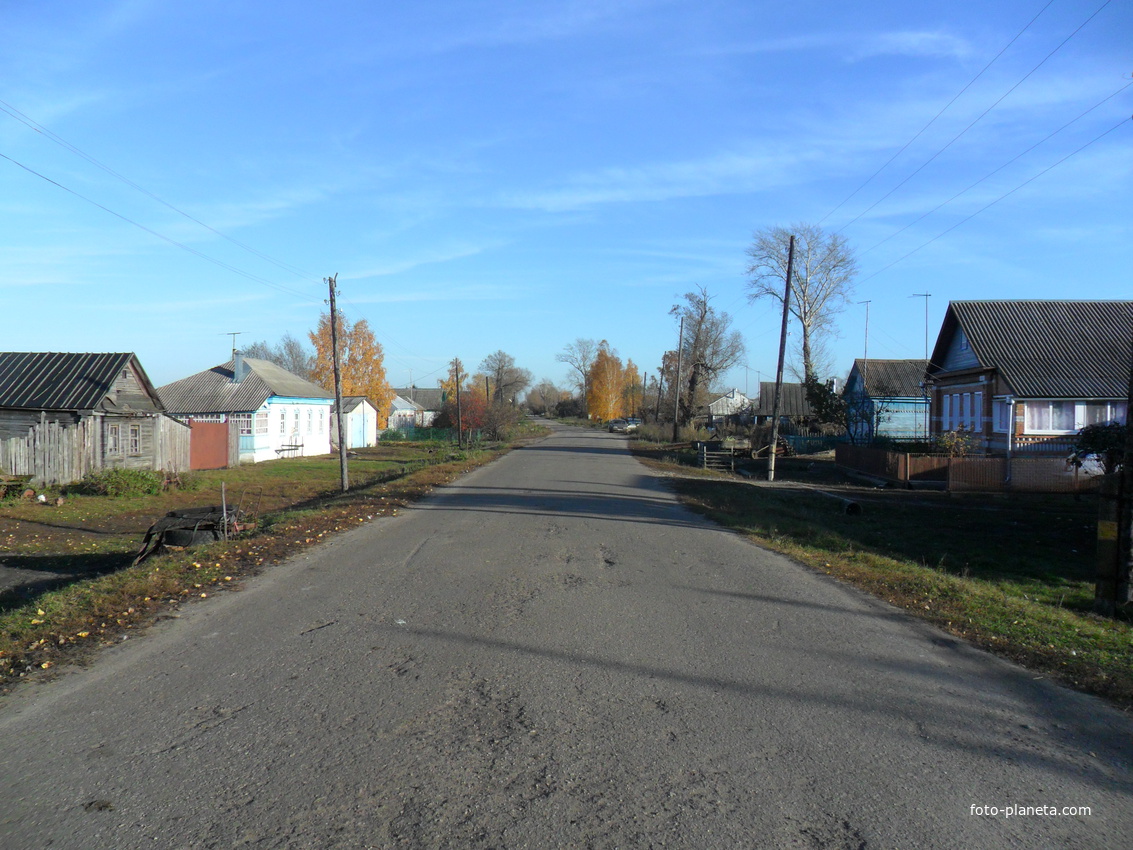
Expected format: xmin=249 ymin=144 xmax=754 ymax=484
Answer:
xmin=1 ymin=422 xmax=1130 ymax=849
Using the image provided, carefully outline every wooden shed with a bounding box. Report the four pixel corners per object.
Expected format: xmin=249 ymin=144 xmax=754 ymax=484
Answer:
xmin=0 ymin=352 xmax=190 ymax=485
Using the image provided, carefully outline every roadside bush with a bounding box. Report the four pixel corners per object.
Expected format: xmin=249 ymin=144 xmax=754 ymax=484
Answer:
xmin=73 ymin=468 xmax=165 ymax=497
xmin=380 ymin=429 xmax=406 ymax=442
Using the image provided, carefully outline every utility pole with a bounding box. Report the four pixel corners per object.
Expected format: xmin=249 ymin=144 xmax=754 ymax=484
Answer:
xmin=768 ymin=235 xmax=795 ymax=482
xmin=671 ymin=317 xmax=684 ymax=443
xmin=911 ymin=293 xmax=931 ymax=440
xmin=453 ymin=358 xmax=463 ymax=448
xmin=327 ymin=274 xmax=348 ymax=492
xmin=858 ymin=300 xmax=871 ymax=385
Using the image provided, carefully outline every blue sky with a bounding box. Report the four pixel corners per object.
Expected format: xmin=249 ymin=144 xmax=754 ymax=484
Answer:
xmin=2 ymin=0 xmax=1130 ymax=395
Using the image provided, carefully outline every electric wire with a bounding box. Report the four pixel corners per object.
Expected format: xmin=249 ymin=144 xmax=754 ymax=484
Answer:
xmin=0 ymin=150 xmax=321 ymax=303
xmin=860 ymin=80 xmax=1133 ymax=257
xmin=0 ymin=98 xmax=319 ymax=284
xmin=837 ymin=0 xmax=1115 ymax=234
xmin=817 ymin=0 xmax=1057 ymax=227
xmin=857 ymin=114 xmax=1130 ymax=285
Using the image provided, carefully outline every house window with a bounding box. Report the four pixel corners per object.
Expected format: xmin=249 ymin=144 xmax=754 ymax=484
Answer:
xmin=107 ymin=424 xmax=120 ymax=454
xmin=233 ymin=413 xmax=253 ymax=435
xmin=255 ymin=412 xmax=269 ymax=435
xmin=318 ymin=409 xmax=324 ymax=434
xmin=1080 ymin=402 xmax=1126 ymax=427
xmin=1024 ymin=401 xmax=1075 ymax=434
xmin=280 ymin=410 xmax=287 ymax=435
xmin=941 ymin=395 xmax=952 ymax=430
xmin=128 ymin=424 xmax=141 ymax=456
xmin=972 ymin=392 xmax=983 ymax=430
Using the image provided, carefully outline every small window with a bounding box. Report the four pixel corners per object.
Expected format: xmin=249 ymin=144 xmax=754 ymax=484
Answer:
xmin=233 ymin=413 xmax=253 ymax=435
xmin=255 ymin=412 xmax=269 ymax=435
xmin=128 ymin=424 xmax=140 ymax=456
xmin=280 ymin=410 xmax=287 ymax=435
xmin=318 ymin=409 xmax=324 ymax=434
xmin=307 ymin=409 xmax=313 ymax=435
xmin=107 ymin=424 xmax=120 ymax=454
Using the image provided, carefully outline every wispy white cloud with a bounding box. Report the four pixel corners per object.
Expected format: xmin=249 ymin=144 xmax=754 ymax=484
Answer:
xmin=850 ymin=31 xmax=974 ymax=62
xmin=345 ymin=282 xmax=521 ymax=304
xmin=347 ymin=242 xmax=505 ymax=280
xmin=501 ymin=146 xmax=816 ymax=212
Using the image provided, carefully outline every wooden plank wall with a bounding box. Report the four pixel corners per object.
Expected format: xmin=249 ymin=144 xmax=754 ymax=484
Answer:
xmin=0 ymin=414 xmax=187 ymax=485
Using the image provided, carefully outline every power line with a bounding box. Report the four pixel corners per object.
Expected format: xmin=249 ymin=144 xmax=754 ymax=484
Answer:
xmin=860 ymin=80 xmax=1133 ymax=257
xmin=0 ymin=98 xmax=318 ymax=282
xmin=0 ymin=149 xmax=320 ymax=302
xmin=857 ymin=115 xmax=1131 ymax=285
xmin=835 ymin=0 xmax=1115 ymax=233
xmin=818 ymin=0 xmax=1057 ymax=227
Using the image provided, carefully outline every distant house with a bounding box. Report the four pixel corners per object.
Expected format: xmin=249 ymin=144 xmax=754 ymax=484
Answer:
xmin=158 ymin=352 xmax=334 ymax=465
xmin=926 ymin=300 xmax=1131 ymax=454
xmin=751 ymin=381 xmax=813 ymax=426
xmin=843 ymin=359 xmax=930 ymax=443
xmin=0 ymin=352 xmax=189 ymax=484
xmin=390 ymin=387 xmax=445 ymax=428
xmin=706 ymin=388 xmax=752 ymax=428
xmin=388 ymin=395 xmax=424 ymax=432
xmin=334 ymin=396 xmax=379 ymax=448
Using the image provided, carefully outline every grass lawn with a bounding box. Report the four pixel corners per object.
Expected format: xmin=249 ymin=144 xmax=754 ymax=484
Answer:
xmin=0 ymin=427 xmax=547 ymax=690
xmin=633 ymin=444 xmax=1133 ymax=710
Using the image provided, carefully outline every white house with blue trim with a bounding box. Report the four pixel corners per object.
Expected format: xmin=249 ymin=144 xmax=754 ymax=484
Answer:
xmin=157 ymin=353 xmax=334 ymax=463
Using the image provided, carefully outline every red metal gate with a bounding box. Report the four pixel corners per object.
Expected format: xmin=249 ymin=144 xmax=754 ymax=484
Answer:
xmin=188 ymin=421 xmax=229 ymax=470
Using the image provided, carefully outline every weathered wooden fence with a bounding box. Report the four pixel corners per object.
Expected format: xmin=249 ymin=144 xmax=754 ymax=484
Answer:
xmin=0 ymin=415 xmax=190 ymax=486
xmin=836 ymin=444 xmax=1102 ymax=493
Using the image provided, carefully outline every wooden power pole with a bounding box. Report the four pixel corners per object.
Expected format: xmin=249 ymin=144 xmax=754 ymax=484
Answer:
xmin=768 ymin=235 xmax=795 ymax=483
xmin=327 ymin=274 xmax=348 ymax=492
xmin=672 ymin=317 xmax=684 ymax=443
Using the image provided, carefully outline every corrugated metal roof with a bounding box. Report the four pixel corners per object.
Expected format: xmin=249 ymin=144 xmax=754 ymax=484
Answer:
xmin=852 ymin=359 xmax=928 ymax=398
xmin=932 ymin=300 xmax=1133 ymax=398
xmin=157 ymin=357 xmax=332 ymax=414
xmin=752 ymin=381 xmax=812 ymax=416
xmin=392 ymin=387 xmax=445 ymax=411
xmin=0 ymin=352 xmax=139 ymax=410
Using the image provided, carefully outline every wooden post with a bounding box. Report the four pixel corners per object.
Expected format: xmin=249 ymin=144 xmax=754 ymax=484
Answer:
xmin=768 ymin=235 xmax=795 ymax=482
xmin=671 ymin=317 xmax=684 ymax=443
xmin=327 ymin=274 xmax=349 ymax=492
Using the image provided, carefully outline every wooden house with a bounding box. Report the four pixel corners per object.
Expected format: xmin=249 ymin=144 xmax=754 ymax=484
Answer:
xmin=926 ymin=300 xmax=1131 ymax=455
xmin=706 ymin=388 xmax=752 ymax=428
xmin=0 ymin=352 xmax=189 ymax=484
xmin=158 ymin=353 xmax=334 ymax=465
xmin=843 ymin=359 xmax=930 ymax=443
xmin=750 ymin=381 xmax=813 ymax=427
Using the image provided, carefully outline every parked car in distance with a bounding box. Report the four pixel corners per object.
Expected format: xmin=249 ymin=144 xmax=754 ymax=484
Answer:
xmin=625 ymin=418 xmax=642 ymax=432
xmin=608 ymin=419 xmax=628 ymax=433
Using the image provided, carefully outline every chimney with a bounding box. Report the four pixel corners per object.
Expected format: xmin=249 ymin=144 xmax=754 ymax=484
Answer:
xmin=233 ymin=350 xmax=247 ymax=383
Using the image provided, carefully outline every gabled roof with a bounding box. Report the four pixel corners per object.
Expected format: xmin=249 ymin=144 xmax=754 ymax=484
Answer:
xmin=157 ymin=357 xmax=333 ymax=414
xmin=752 ymin=381 xmax=812 ymax=417
xmin=390 ymin=395 xmax=424 ymax=412
xmin=850 ymin=359 xmax=928 ymax=398
xmin=0 ymin=352 xmax=160 ymax=411
xmin=338 ymin=396 xmax=375 ymax=415
xmin=928 ymin=300 xmax=1133 ymax=398
xmin=392 ymin=387 xmax=445 ymax=411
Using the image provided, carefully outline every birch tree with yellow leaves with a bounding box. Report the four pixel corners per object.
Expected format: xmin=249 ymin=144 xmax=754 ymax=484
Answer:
xmin=309 ymin=312 xmax=396 ymax=427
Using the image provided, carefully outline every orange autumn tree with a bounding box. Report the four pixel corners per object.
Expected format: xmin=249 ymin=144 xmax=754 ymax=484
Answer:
xmin=309 ymin=312 xmax=396 ymax=427
xmin=621 ymin=359 xmax=642 ymax=418
xmin=586 ymin=341 xmax=625 ymax=421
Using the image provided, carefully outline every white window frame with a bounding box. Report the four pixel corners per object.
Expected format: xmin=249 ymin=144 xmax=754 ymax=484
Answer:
xmin=128 ymin=424 xmax=141 ymax=456
xmin=107 ymin=423 xmax=120 ymax=455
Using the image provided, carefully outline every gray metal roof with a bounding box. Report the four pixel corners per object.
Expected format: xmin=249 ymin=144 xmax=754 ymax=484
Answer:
xmin=850 ymin=359 xmax=928 ymax=398
xmin=0 ymin=352 xmax=158 ymax=411
xmin=391 ymin=387 xmax=445 ymax=411
xmin=157 ymin=357 xmax=333 ymax=414
xmin=752 ymin=381 xmax=812 ymax=417
xmin=929 ymin=300 xmax=1133 ymax=398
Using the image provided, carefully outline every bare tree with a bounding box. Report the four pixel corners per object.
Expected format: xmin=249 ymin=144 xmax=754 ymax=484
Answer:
xmin=746 ymin=223 xmax=857 ymax=382
xmin=242 ymin=332 xmax=315 ymax=380
xmin=526 ymin=379 xmax=561 ymax=415
xmin=479 ymin=350 xmax=532 ymax=404
xmin=555 ymin=338 xmax=597 ymax=415
xmin=670 ymin=287 xmax=746 ymax=426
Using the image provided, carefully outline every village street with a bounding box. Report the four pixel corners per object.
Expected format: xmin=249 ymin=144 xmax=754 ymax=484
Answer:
xmin=0 ymin=421 xmax=1130 ymax=848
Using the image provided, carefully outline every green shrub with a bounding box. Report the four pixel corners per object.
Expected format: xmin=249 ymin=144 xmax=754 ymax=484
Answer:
xmin=74 ymin=468 xmax=165 ymax=497
xmin=380 ymin=429 xmax=406 ymax=442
